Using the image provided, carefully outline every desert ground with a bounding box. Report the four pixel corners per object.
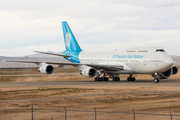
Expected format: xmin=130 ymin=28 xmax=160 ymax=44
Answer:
xmin=0 ymin=68 xmax=180 ymax=120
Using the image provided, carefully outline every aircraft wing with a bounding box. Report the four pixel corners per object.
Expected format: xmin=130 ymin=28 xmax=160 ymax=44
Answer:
xmin=3 ymin=60 xmax=81 ymax=66
xmin=34 ymin=51 xmax=71 ymax=57
xmin=4 ymin=60 xmax=124 ymax=70
xmin=85 ymin=64 xmax=124 ymax=71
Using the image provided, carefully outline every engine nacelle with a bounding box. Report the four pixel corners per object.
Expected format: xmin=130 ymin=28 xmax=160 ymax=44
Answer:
xmin=38 ymin=64 xmax=54 ymax=74
xmin=152 ymin=66 xmax=178 ymax=79
xmin=80 ymin=67 xmax=96 ymax=77
xmin=172 ymin=66 xmax=178 ymax=75
xmin=159 ymin=68 xmax=172 ymax=79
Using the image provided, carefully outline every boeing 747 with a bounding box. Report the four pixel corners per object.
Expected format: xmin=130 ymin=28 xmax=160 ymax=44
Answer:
xmin=4 ymin=21 xmax=178 ymax=83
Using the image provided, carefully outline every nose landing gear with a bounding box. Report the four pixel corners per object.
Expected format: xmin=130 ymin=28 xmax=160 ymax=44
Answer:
xmin=154 ymin=79 xmax=159 ymax=83
xmin=153 ymin=73 xmax=160 ymax=83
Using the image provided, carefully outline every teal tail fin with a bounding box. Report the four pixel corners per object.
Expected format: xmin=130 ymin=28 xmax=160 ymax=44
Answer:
xmin=62 ymin=21 xmax=82 ymax=52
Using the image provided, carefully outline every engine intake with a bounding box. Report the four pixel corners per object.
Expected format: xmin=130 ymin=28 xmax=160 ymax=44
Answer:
xmin=152 ymin=66 xmax=178 ymax=79
xmin=80 ymin=67 xmax=96 ymax=77
xmin=160 ymin=68 xmax=172 ymax=79
xmin=172 ymin=66 xmax=178 ymax=75
xmin=39 ymin=64 xmax=54 ymax=74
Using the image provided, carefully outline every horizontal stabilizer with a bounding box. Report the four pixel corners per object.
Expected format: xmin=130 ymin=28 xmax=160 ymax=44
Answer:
xmin=34 ymin=51 xmax=71 ymax=57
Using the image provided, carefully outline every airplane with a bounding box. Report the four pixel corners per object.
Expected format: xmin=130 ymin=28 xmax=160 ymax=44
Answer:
xmin=4 ymin=21 xmax=178 ymax=83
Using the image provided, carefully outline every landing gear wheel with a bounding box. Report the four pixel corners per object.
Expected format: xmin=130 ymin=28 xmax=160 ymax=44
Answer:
xmin=154 ymin=79 xmax=159 ymax=83
xmin=94 ymin=77 xmax=109 ymax=81
xmin=94 ymin=77 xmax=101 ymax=81
xmin=105 ymin=77 xmax=109 ymax=81
xmin=94 ymin=77 xmax=98 ymax=81
xmin=102 ymin=77 xmax=108 ymax=81
xmin=113 ymin=77 xmax=120 ymax=81
xmin=127 ymin=77 xmax=136 ymax=81
xmin=127 ymin=77 xmax=131 ymax=81
xmin=132 ymin=77 xmax=136 ymax=81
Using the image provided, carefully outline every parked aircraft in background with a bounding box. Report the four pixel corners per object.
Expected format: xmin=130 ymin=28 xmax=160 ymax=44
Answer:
xmin=4 ymin=21 xmax=178 ymax=83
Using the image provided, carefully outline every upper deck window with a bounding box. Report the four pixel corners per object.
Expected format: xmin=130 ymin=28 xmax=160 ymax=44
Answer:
xmin=127 ymin=50 xmax=135 ymax=52
xmin=156 ymin=49 xmax=165 ymax=52
xmin=138 ymin=50 xmax=148 ymax=52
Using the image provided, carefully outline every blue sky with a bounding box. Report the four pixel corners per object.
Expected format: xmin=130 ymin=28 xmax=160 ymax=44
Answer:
xmin=0 ymin=0 xmax=180 ymax=56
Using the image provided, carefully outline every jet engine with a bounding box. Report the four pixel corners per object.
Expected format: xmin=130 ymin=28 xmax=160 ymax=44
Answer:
xmin=172 ymin=66 xmax=178 ymax=75
xmin=38 ymin=64 xmax=54 ymax=74
xmin=80 ymin=67 xmax=96 ymax=77
xmin=152 ymin=66 xmax=178 ymax=79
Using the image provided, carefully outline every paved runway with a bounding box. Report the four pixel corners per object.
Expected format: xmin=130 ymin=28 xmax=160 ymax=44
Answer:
xmin=0 ymin=73 xmax=79 ymax=76
xmin=0 ymin=78 xmax=180 ymax=88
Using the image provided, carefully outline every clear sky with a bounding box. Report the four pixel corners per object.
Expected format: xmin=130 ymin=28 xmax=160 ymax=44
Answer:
xmin=0 ymin=0 xmax=180 ymax=56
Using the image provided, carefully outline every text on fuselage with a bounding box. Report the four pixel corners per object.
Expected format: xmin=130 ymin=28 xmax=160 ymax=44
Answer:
xmin=112 ymin=54 xmax=144 ymax=59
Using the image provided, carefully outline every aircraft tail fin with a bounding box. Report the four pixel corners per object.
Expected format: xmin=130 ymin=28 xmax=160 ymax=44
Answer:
xmin=62 ymin=21 xmax=82 ymax=52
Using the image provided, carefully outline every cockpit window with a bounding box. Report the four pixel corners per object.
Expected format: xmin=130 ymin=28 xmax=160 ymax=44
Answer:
xmin=156 ymin=49 xmax=165 ymax=52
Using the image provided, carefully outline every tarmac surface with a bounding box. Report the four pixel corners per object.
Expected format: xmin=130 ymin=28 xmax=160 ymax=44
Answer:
xmin=0 ymin=73 xmax=79 ymax=76
xmin=0 ymin=78 xmax=180 ymax=88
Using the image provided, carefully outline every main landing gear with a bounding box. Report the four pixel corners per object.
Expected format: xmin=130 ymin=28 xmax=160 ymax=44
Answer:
xmin=94 ymin=77 xmax=120 ymax=81
xmin=127 ymin=74 xmax=136 ymax=81
xmin=94 ymin=73 xmax=120 ymax=82
xmin=112 ymin=77 xmax=120 ymax=81
xmin=94 ymin=77 xmax=109 ymax=81
xmin=94 ymin=71 xmax=109 ymax=81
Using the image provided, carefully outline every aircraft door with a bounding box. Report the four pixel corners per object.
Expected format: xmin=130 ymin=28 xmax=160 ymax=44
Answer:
xmin=126 ymin=60 xmax=128 ymax=65
xmin=155 ymin=60 xmax=159 ymax=67
xmin=143 ymin=60 xmax=146 ymax=65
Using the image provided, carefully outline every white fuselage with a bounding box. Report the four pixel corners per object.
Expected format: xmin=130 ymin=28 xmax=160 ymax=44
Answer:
xmin=79 ymin=47 xmax=173 ymax=74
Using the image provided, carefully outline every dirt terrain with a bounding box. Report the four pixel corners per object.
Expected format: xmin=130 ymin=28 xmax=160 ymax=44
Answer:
xmin=0 ymin=68 xmax=180 ymax=120
xmin=0 ymin=68 xmax=180 ymax=83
